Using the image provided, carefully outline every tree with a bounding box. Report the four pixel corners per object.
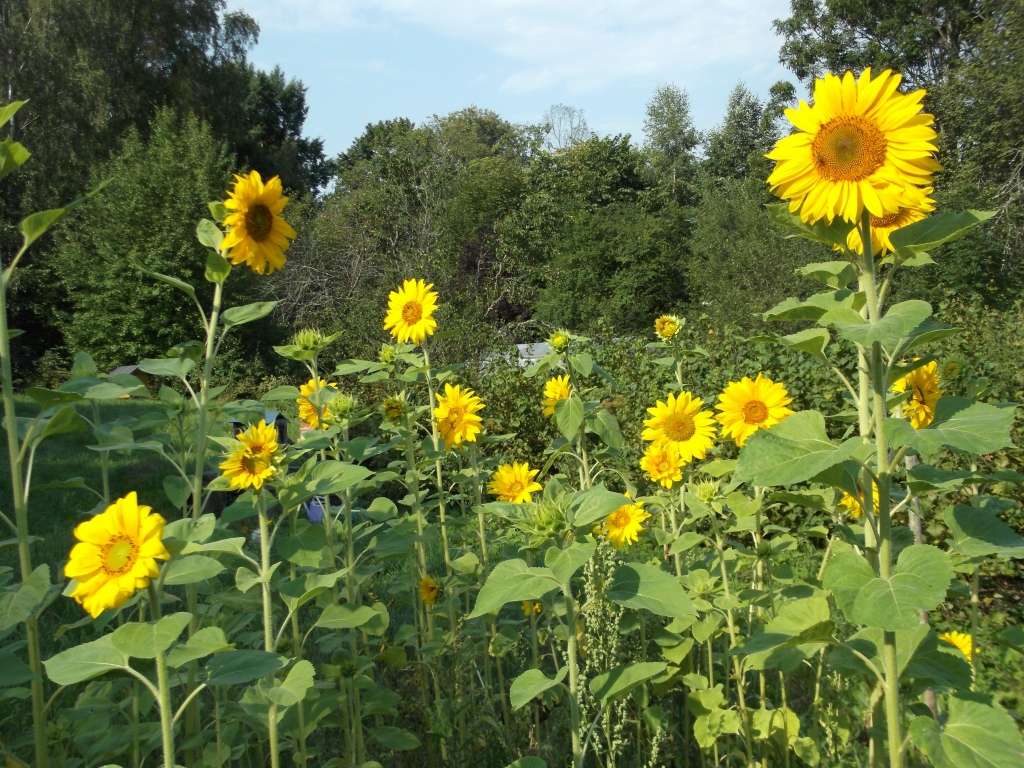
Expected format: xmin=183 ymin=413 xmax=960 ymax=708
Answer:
xmin=53 ymin=109 xmax=232 ymax=368
xmin=543 ymin=104 xmax=590 ymax=151
xmin=702 ymin=84 xmax=778 ymax=180
xmin=642 ymin=84 xmax=699 ymax=200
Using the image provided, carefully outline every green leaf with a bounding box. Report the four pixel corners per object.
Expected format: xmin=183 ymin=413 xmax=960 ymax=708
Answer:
xmin=888 ymin=398 xmax=1017 ymax=459
xmin=555 ymin=394 xmax=585 ymax=441
xmin=19 ymin=207 xmax=67 ymax=252
xmin=261 ymin=385 xmax=301 ymax=402
xmin=510 ymin=667 xmax=566 ymax=711
xmin=821 ymin=550 xmax=875 ymax=618
xmin=735 ymin=596 xmax=832 ymax=671
xmin=834 ymin=300 xmax=932 ymax=350
xmin=221 ymin=301 xmax=279 ymax=330
xmin=138 ymin=357 xmax=195 ymax=379
xmin=569 ymin=485 xmax=629 ymax=529
xmin=796 ymin=260 xmax=857 ymax=289
xmin=910 ymin=696 xmax=1024 ymax=768
xmin=851 ymin=545 xmax=953 ymax=630
xmin=570 ymin=352 xmax=594 ymax=377
xmin=44 ymin=635 xmax=128 ymax=685
xmin=0 ymin=101 xmax=27 ymax=129
xmin=589 ymin=661 xmax=667 ymax=705
xmin=205 ymin=251 xmax=231 ymax=283
xmin=468 ymin=560 xmax=559 ymax=619
xmin=140 ymin=268 xmax=197 ymax=300
xmin=369 ymin=725 xmax=421 ymax=752
xmin=607 ymin=563 xmax=695 ymax=620
xmin=196 ymin=219 xmax=223 ymax=249
xmin=735 ymin=411 xmax=863 ymax=487
xmin=266 ymin=659 xmax=315 ymax=707
xmin=945 ymin=501 xmax=1024 ymax=560
xmin=592 ymin=409 xmax=624 ymax=449
xmin=206 ymin=650 xmax=283 ymax=686
xmin=505 ymin=758 xmax=546 ymax=768
xmin=0 ymin=138 xmax=30 ymax=182
xmin=764 ymin=290 xmax=862 ymax=322
xmin=0 ymin=565 xmax=50 ymax=633
xmin=767 ymin=203 xmax=854 ymax=249
xmin=314 ymin=604 xmax=379 ymax=631
xmin=34 ymin=405 xmax=86 ymax=443
xmin=162 ymin=555 xmax=225 ymax=586
xmin=890 ymin=210 xmax=996 ymax=259
xmin=166 ymin=627 xmax=232 ymax=668
xmin=545 ymin=542 xmax=596 ymax=585
xmin=781 ymin=328 xmax=830 ymax=361
xmin=111 ymin=612 xmax=192 ymax=659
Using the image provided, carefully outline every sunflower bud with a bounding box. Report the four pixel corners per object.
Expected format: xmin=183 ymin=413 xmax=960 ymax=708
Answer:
xmin=548 ymin=329 xmax=571 ymax=351
xmin=694 ymin=478 xmax=720 ymax=504
xmin=324 ymin=392 xmax=357 ymax=425
xmin=378 ymin=343 xmax=397 ymax=364
xmin=381 ymin=392 xmax=408 ymax=422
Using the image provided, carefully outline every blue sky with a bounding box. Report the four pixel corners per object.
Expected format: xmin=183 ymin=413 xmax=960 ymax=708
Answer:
xmin=228 ymin=0 xmax=794 ymax=158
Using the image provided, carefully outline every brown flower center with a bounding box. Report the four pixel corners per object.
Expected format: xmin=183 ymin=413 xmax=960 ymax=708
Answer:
xmin=401 ymin=301 xmax=423 ymax=324
xmin=812 ymin=116 xmax=887 ymax=181
xmin=245 ymin=203 xmax=274 ymax=241
xmin=743 ymin=400 xmax=769 ymax=424
xmin=872 ymin=208 xmax=910 ymax=228
xmin=608 ymin=509 xmax=632 ymax=529
xmin=102 ymin=535 xmax=138 ymax=575
xmin=664 ymin=414 xmax=696 ymax=441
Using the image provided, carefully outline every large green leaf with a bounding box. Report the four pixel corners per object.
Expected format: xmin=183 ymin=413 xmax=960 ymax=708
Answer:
xmin=888 ymin=398 xmax=1016 ymax=460
xmin=44 ymin=635 xmax=129 ymax=685
xmin=589 ymin=661 xmax=667 ymax=705
xmin=796 ymin=260 xmax=857 ymax=289
xmin=265 ymin=659 xmax=315 ymax=707
xmin=766 ymin=203 xmax=854 ymax=249
xmin=545 ymin=542 xmax=596 ymax=585
xmin=221 ymin=301 xmax=279 ymax=330
xmin=735 ymin=411 xmax=863 ymax=487
xmin=764 ymin=290 xmax=861 ymax=322
xmin=0 ymin=138 xmax=30 ymax=182
xmin=851 ymin=545 xmax=953 ymax=630
xmin=369 ymin=725 xmax=421 ymax=751
xmin=555 ymin=394 xmax=585 ymax=441
xmin=606 ymin=563 xmax=695 ymax=620
xmin=468 ymin=560 xmax=559 ymax=619
xmin=162 ymin=554 xmax=224 ymax=586
xmin=138 ymin=357 xmax=196 ymax=379
xmin=569 ymin=485 xmax=630 ymax=529
xmin=821 ymin=550 xmax=875 ymax=617
xmin=206 ymin=650 xmax=283 ymax=686
xmin=314 ymin=604 xmax=379 ymax=631
xmin=166 ymin=627 xmax=232 ymax=668
xmin=910 ymin=696 xmax=1024 ymax=768
xmin=834 ymin=300 xmax=932 ymax=350
xmin=110 ymin=612 xmax=192 ymax=659
xmin=890 ymin=210 xmax=995 ymax=259
xmin=781 ymin=327 xmax=830 ymax=361
xmin=0 ymin=565 xmax=50 ymax=633
xmin=509 ymin=667 xmax=566 ymax=711
xmin=735 ymin=596 xmax=832 ymax=671
xmin=944 ymin=500 xmax=1024 ymax=560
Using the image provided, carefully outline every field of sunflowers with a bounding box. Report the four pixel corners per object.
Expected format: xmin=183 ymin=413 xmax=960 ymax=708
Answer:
xmin=1 ymin=67 xmax=1023 ymax=768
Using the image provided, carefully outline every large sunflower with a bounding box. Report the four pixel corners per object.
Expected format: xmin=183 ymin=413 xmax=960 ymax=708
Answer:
xmin=65 ymin=492 xmax=170 ymax=618
xmin=640 ymin=441 xmax=684 ymax=489
xmin=715 ymin=374 xmax=794 ymax=447
xmin=846 ymin=185 xmax=936 ymax=254
xmin=219 ymin=419 xmax=279 ymax=491
xmin=489 ymin=462 xmax=542 ymax=504
xmin=433 ymin=383 xmax=484 ymax=448
xmin=383 ymin=278 xmax=439 ymax=345
xmin=603 ymin=502 xmax=651 ymax=548
xmin=891 ymin=360 xmax=940 ymax=429
xmin=221 ymin=170 xmax=296 ymax=275
xmin=642 ymin=391 xmax=716 ymax=464
xmin=297 ymin=377 xmax=338 ymax=429
xmin=767 ymin=68 xmax=939 ymax=224
xmin=542 ymin=374 xmax=572 ymax=417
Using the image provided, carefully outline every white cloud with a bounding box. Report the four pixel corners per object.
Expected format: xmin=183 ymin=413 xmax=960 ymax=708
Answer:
xmin=231 ymin=0 xmax=789 ymax=94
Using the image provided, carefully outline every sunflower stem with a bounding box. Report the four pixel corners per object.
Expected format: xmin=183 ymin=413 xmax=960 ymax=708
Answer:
xmin=257 ymin=494 xmax=281 ymax=768
xmin=562 ymin=581 xmax=584 ymax=768
xmin=148 ymin=584 xmax=175 ymax=768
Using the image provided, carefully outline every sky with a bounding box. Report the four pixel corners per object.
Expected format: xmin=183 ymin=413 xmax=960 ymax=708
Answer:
xmin=227 ymin=0 xmax=794 ymax=158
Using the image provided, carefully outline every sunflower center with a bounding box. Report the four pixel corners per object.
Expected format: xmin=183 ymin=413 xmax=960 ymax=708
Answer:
xmin=812 ymin=116 xmax=887 ymax=181
xmin=608 ymin=509 xmax=632 ymax=529
xmin=912 ymin=385 xmax=925 ymax=405
xmin=506 ymin=479 xmax=526 ymax=497
xmin=401 ymin=301 xmax=423 ymax=324
xmin=245 ymin=203 xmax=274 ymax=242
xmin=102 ymin=535 xmax=138 ymax=575
xmin=742 ymin=400 xmax=769 ymax=424
xmin=241 ymin=453 xmax=268 ymax=475
xmin=872 ymin=208 xmax=908 ymax=228
xmin=664 ymin=414 xmax=696 ymax=441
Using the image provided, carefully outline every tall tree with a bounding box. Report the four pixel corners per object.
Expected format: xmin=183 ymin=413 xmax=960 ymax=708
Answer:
xmin=642 ymin=84 xmax=699 ymax=200
xmin=702 ymin=84 xmax=778 ymax=180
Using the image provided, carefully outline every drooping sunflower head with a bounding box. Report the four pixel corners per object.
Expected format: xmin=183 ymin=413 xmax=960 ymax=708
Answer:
xmin=381 ymin=391 xmax=409 ymax=423
xmin=219 ymin=419 xmax=280 ymax=491
xmin=383 ymin=278 xmax=439 ymax=345
xmin=419 ymin=576 xmax=440 ymax=606
xmin=845 ymin=185 xmax=936 ymax=255
xmin=767 ymin=68 xmax=940 ymax=224
xmin=603 ymin=502 xmax=651 ymax=548
xmin=433 ymin=383 xmax=485 ymax=448
xmin=221 ymin=170 xmax=296 ymax=275
xmin=548 ymin=328 xmax=571 ymax=351
xmin=891 ymin=360 xmax=940 ymax=429
xmin=654 ymin=314 xmax=683 ymax=341
xmin=838 ymin=482 xmax=881 ymax=521
xmin=938 ymin=630 xmax=973 ymax=664
xmin=297 ymin=377 xmax=339 ymax=429
xmin=642 ymin=391 xmax=717 ymax=464
xmin=488 ymin=462 xmax=543 ymax=504
xmin=64 ymin=492 xmax=170 ymax=618
xmin=542 ymin=374 xmax=573 ymax=417
xmin=640 ymin=441 xmax=684 ymax=489
xmin=715 ymin=374 xmax=794 ymax=447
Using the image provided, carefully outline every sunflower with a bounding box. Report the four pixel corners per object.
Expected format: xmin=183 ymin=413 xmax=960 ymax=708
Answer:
xmin=715 ymin=374 xmax=794 ymax=447
xmin=219 ymin=419 xmax=279 ymax=491
xmin=642 ymin=391 xmax=717 ymax=464
xmin=640 ymin=441 xmax=684 ymax=489
xmin=433 ymin=383 xmax=484 ymax=448
xmin=891 ymin=361 xmax=940 ymax=429
xmin=383 ymin=278 xmax=439 ymax=345
xmin=221 ymin=170 xmax=296 ymax=275
xmin=938 ymin=631 xmax=973 ymax=664
xmin=654 ymin=314 xmax=682 ymax=341
xmin=542 ymin=375 xmax=573 ymax=417
xmin=548 ymin=328 xmax=571 ymax=351
xmin=297 ymin=377 xmax=338 ymax=429
xmin=381 ymin=392 xmax=408 ymax=423
xmin=419 ymin=576 xmax=440 ymax=606
xmin=846 ymin=185 xmax=936 ymax=254
xmin=489 ymin=462 xmax=543 ymax=504
xmin=838 ymin=482 xmax=881 ymax=520
xmin=767 ymin=68 xmax=940 ymax=224
xmin=603 ymin=502 xmax=651 ymax=548
xmin=521 ymin=600 xmax=543 ymax=617
xmin=64 ymin=492 xmax=170 ymax=618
